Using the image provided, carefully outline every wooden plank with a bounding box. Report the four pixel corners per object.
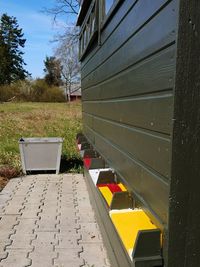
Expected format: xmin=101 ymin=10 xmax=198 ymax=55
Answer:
xmin=82 ymin=44 xmax=175 ymax=96
xmin=82 ymin=46 xmax=175 ymax=101
xmin=167 ymin=1 xmax=200 ymax=266
xmin=82 ymin=0 xmax=168 ymax=78
xmin=83 ymin=112 xmax=171 ymax=178
xmin=83 ymin=116 xmax=95 ymax=143
xmin=83 ymin=91 xmax=173 ymax=134
xmin=82 ymin=1 xmax=177 ymax=88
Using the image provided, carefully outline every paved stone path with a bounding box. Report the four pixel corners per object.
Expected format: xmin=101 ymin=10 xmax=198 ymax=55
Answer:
xmin=0 ymin=174 xmax=111 ymax=267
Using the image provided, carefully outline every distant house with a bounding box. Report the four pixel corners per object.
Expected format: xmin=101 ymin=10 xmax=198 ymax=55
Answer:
xmin=70 ymin=87 xmax=82 ymax=101
xmin=60 ymin=83 xmax=81 ymax=101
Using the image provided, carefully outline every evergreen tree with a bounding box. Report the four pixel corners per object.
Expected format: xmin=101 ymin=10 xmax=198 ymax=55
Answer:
xmin=0 ymin=13 xmax=29 ymax=85
xmin=44 ymin=56 xmax=62 ymax=87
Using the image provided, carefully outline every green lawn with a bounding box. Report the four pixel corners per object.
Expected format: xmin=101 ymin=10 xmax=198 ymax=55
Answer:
xmin=0 ymin=102 xmax=82 ymax=181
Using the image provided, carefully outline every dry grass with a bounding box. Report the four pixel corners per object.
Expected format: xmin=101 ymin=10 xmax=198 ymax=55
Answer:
xmin=0 ymin=176 xmax=9 ymax=191
xmin=0 ymin=101 xmax=82 ymax=185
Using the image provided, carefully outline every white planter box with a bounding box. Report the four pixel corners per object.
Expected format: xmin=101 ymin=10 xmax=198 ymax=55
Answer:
xmin=19 ymin=137 xmax=63 ymax=174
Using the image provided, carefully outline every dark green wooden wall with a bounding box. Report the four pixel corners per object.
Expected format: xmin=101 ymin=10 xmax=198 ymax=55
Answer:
xmin=79 ymin=0 xmax=200 ymax=265
xmin=81 ymin=0 xmax=179 ymax=229
xmin=82 ymin=0 xmax=178 ymax=230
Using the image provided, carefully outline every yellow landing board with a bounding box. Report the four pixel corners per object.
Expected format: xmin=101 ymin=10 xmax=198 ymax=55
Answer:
xmin=99 ymin=187 xmax=113 ymax=206
xmin=118 ymin=183 xmax=127 ymax=191
xmin=110 ymin=210 xmax=157 ymax=253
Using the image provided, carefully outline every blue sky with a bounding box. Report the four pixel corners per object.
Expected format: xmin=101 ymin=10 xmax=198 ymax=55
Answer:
xmin=0 ymin=0 xmax=75 ymax=78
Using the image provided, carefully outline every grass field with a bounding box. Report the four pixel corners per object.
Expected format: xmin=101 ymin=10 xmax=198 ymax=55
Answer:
xmin=0 ymin=102 xmax=82 ymax=189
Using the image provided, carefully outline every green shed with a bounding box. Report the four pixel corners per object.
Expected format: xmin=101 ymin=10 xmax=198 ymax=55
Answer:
xmin=77 ymin=1 xmax=200 ymax=266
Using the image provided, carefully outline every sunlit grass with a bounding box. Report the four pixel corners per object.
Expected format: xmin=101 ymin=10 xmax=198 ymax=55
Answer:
xmin=0 ymin=101 xmax=82 ymax=177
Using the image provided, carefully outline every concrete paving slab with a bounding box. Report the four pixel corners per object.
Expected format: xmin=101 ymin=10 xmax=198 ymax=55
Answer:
xmin=3 ymin=204 xmax=23 ymax=215
xmin=0 ymin=232 xmax=13 ymax=241
xmin=78 ymin=223 xmax=102 ymax=244
xmin=15 ymin=218 xmax=36 ymax=234
xmin=0 ymin=174 xmax=111 ymax=267
xmin=0 ymin=253 xmax=7 ymax=263
xmin=32 ymin=232 xmax=58 ymax=247
xmin=0 ymin=215 xmax=18 ymax=230
xmin=0 ymin=250 xmax=31 ymax=267
xmin=76 ymin=210 xmax=96 ymax=223
xmin=54 ymin=248 xmax=84 ymax=267
xmin=80 ymin=244 xmax=111 ymax=267
xmin=20 ymin=209 xmax=40 ymax=219
xmin=55 ymin=231 xmax=81 ymax=249
xmin=0 ymin=242 xmax=11 ymax=255
xmin=7 ymin=233 xmax=34 ymax=250
xmin=1 ymin=180 xmax=20 ymax=193
xmin=29 ymin=248 xmax=57 ymax=267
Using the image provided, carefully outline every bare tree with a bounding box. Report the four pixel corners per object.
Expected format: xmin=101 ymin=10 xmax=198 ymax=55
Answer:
xmin=43 ymin=0 xmax=80 ymax=22
xmin=55 ymin=26 xmax=80 ymax=102
xmin=43 ymin=0 xmax=81 ymax=102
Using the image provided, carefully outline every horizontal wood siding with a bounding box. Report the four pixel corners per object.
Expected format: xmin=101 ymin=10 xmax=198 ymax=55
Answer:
xmin=83 ymin=124 xmax=169 ymax=225
xmin=81 ymin=0 xmax=178 ymax=226
xmin=83 ymin=91 xmax=173 ymax=134
xmin=82 ymin=46 xmax=175 ymax=101
xmin=83 ymin=112 xmax=171 ymax=178
xmin=82 ymin=0 xmax=168 ymax=76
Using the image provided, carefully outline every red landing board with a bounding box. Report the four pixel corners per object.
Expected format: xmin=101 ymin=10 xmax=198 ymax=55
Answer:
xmin=97 ymin=183 xmax=122 ymax=193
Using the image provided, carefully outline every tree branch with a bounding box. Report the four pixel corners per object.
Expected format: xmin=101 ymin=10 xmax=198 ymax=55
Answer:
xmin=42 ymin=0 xmax=80 ymax=22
